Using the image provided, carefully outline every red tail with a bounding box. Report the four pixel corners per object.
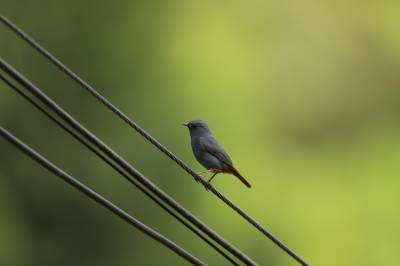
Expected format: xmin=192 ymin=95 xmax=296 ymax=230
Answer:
xmin=224 ymin=165 xmax=251 ymax=188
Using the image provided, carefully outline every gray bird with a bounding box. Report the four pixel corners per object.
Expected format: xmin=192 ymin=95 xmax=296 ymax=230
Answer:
xmin=183 ymin=119 xmax=251 ymax=188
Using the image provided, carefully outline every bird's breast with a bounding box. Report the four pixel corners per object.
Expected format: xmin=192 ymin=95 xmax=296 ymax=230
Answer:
xmin=191 ymin=136 xmax=223 ymax=170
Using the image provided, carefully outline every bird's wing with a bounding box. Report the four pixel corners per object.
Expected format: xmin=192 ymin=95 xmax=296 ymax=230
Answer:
xmin=200 ymin=136 xmax=233 ymax=166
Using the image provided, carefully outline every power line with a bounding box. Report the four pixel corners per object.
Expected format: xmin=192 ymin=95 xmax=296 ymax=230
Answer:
xmin=0 ymin=75 xmax=239 ymax=266
xmin=0 ymin=15 xmax=308 ymax=266
xmin=0 ymin=127 xmax=206 ymax=266
xmin=0 ymin=58 xmax=257 ymax=266
xmin=0 ymin=74 xmax=239 ymax=266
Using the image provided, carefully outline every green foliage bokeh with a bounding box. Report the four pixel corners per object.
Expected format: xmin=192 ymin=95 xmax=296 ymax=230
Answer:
xmin=1 ymin=1 xmax=400 ymax=265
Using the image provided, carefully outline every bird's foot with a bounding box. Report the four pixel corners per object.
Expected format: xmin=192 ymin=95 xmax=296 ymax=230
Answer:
xmin=204 ymin=181 xmax=212 ymax=191
xmin=193 ymin=172 xmax=205 ymax=183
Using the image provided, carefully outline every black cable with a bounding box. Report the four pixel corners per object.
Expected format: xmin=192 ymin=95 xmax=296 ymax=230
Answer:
xmin=0 ymin=75 xmax=239 ymax=266
xmin=0 ymin=127 xmax=205 ymax=266
xmin=0 ymin=74 xmax=239 ymax=266
xmin=0 ymin=15 xmax=308 ymax=266
xmin=0 ymin=59 xmax=257 ymax=266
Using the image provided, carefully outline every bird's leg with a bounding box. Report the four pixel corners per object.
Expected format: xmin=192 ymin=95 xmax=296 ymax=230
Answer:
xmin=207 ymin=172 xmax=218 ymax=184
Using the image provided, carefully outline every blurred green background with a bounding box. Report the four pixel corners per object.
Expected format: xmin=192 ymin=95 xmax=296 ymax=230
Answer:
xmin=1 ymin=1 xmax=400 ymax=265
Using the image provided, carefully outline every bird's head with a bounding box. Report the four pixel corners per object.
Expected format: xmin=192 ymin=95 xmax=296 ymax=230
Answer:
xmin=183 ymin=119 xmax=211 ymax=135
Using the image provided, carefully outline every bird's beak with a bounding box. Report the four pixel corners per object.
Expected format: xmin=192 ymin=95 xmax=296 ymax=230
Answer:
xmin=182 ymin=123 xmax=188 ymax=127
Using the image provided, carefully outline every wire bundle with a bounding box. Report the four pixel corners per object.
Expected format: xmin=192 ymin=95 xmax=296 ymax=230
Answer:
xmin=0 ymin=127 xmax=205 ymax=266
xmin=0 ymin=15 xmax=309 ymax=266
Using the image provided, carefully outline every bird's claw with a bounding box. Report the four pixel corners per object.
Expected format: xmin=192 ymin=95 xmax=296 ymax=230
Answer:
xmin=204 ymin=181 xmax=212 ymax=191
xmin=193 ymin=171 xmax=212 ymax=191
xmin=194 ymin=173 xmax=203 ymax=183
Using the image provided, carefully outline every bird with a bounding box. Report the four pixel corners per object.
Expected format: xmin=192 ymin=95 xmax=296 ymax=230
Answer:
xmin=183 ymin=119 xmax=251 ymax=188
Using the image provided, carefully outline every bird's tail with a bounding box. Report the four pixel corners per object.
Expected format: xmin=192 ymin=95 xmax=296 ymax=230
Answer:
xmin=226 ymin=165 xmax=251 ymax=188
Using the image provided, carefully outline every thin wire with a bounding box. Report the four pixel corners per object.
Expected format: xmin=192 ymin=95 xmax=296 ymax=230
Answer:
xmin=0 ymin=58 xmax=257 ymax=266
xmin=0 ymin=127 xmax=205 ymax=266
xmin=0 ymin=15 xmax=308 ymax=266
xmin=0 ymin=74 xmax=239 ymax=266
